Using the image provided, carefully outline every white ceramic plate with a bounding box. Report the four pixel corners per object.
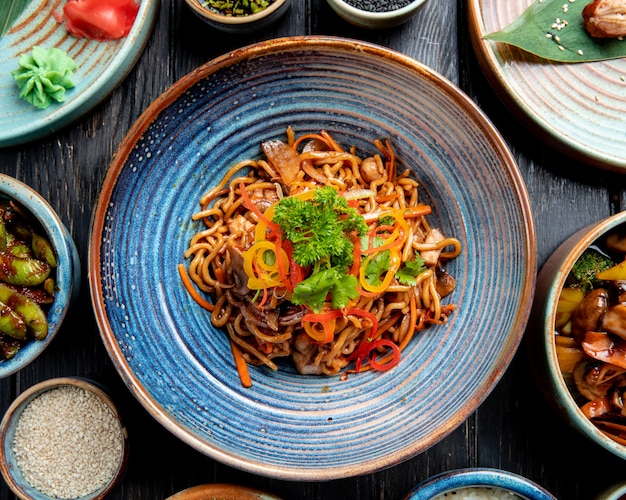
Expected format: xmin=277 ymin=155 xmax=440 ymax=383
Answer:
xmin=468 ymin=0 xmax=626 ymax=171
xmin=0 ymin=0 xmax=158 ymax=147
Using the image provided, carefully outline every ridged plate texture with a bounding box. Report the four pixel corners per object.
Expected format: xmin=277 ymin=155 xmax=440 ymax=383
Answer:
xmin=89 ymin=36 xmax=536 ymax=480
xmin=0 ymin=0 xmax=157 ymax=147
xmin=468 ymin=0 xmax=626 ymax=171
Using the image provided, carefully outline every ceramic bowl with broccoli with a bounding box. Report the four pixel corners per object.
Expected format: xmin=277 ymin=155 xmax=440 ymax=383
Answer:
xmin=531 ymin=211 xmax=626 ymax=460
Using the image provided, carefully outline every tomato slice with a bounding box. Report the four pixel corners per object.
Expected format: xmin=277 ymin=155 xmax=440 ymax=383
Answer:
xmin=61 ymin=0 xmax=140 ymax=41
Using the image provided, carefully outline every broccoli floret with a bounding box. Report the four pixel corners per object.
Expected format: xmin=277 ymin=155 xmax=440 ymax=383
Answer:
xmin=567 ymin=247 xmax=615 ymax=293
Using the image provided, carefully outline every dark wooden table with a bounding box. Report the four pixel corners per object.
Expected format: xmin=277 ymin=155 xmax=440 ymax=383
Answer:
xmin=1 ymin=1 xmax=625 ymax=499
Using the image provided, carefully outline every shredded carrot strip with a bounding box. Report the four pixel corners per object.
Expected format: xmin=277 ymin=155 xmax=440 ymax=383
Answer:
xmin=229 ymin=339 xmax=252 ymax=388
xmin=402 ymin=205 xmax=432 ymax=218
xmin=291 ymin=133 xmax=334 ymax=151
xmin=399 ymin=291 xmax=418 ymax=351
xmin=177 ymin=264 xmax=214 ymax=311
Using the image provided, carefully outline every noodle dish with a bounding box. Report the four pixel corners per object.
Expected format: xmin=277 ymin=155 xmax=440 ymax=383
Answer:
xmin=89 ymin=36 xmax=536 ymax=480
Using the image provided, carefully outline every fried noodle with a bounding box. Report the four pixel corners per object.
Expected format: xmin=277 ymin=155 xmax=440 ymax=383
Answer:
xmin=181 ymin=128 xmax=461 ymax=385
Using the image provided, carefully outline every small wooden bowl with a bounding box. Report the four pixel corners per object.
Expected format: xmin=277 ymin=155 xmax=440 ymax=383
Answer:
xmin=0 ymin=377 xmax=129 ymax=500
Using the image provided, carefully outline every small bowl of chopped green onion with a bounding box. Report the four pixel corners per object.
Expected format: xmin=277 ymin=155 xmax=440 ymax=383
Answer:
xmin=0 ymin=175 xmax=80 ymax=379
xmin=184 ymin=0 xmax=291 ymax=33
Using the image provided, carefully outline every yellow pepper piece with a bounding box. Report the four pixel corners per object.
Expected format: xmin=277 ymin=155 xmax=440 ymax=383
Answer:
xmin=359 ymin=248 xmax=402 ymax=293
xmin=242 ymin=240 xmax=288 ymax=290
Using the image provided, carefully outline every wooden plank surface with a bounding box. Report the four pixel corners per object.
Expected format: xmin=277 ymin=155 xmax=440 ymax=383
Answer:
xmin=0 ymin=0 xmax=624 ymax=499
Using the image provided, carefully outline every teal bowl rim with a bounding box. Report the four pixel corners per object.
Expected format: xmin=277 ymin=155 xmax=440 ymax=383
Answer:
xmin=532 ymin=211 xmax=626 ymax=460
xmin=0 ymin=175 xmax=80 ymax=379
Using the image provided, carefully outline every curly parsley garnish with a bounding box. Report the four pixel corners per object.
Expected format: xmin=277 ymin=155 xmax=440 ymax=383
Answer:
xmin=272 ymin=186 xmax=367 ymax=269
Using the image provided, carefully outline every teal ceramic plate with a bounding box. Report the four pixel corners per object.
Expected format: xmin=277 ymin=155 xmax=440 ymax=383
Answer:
xmin=89 ymin=36 xmax=536 ymax=481
xmin=0 ymin=0 xmax=158 ymax=148
xmin=469 ymin=0 xmax=626 ymax=171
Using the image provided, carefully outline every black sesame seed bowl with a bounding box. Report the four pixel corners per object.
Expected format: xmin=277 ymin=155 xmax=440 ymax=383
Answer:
xmin=326 ymin=0 xmax=427 ymax=29
xmin=184 ymin=0 xmax=291 ymax=34
xmin=0 ymin=377 xmax=129 ymax=500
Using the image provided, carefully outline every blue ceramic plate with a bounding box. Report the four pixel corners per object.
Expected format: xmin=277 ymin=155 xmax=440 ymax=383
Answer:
xmin=89 ymin=36 xmax=536 ymax=480
xmin=0 ymin=175 xmax=80 ymax=379
xmin=469 ymin=0 xmax=626 ymax=171
xmin=404 ymin=468 xmax=556 ymax=499
xmin=0 ymin=0 xmax=158 ymax=147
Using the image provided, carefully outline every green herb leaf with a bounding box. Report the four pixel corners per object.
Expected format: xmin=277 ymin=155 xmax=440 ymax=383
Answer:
xmin=364 ymin=249 xmax=391 ymax=287
xmin=272 ymin=187 xmax=367 ymax=269
xmin=1 ymin=0 xmax=34 ymax=37
xmin=396 ymin=257 xmax=427 ymax=286
xmin=484 ymin=0 xmax=626 ymax=63
xmin=291 ymin=267 xmax=358 ymax=313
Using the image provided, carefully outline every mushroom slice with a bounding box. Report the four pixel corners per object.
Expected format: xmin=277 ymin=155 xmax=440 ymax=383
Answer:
xmin=435 ymin=266 xmax=456 ymax=298
xmin=572 ymin=359 xmax=624 ymax=401
xmin=602 ymin=303 xmax=626 ymax=340
xmin=261 ymin=139 xmax=300 ymax=185
xmin=582 ymin=331 xmax=626 ymax=369
xmin=571 ymin=288 xmax=608 ymax=342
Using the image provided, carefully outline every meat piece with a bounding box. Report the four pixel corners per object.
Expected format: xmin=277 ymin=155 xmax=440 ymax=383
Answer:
xmin=583 ymin=0 xmax=626 ymax=38
xmin=360 ymin=156 xmax=383 ymax=184
xmin=292 ymin=332 xmax=323 ymax=375
xmin=420 ymin=228 xmax=445 ymax=266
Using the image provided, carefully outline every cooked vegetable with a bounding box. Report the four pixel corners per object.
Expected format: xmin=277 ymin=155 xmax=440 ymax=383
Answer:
xmin=0 ymin=200 xmax=56 ymax=359
xmin=11 ymin=46 xmax=76 ymax=109
xmin=566 ymin=247 xmax=614 ymax=293
xmin=203 ymin=0 xmax=275 ymax=16
xmin=555 ymin=231 xmax=626 ymax=446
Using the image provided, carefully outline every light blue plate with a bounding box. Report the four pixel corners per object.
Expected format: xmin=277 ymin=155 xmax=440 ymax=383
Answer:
xmin=89 ymin=36 xmax=537 ymax=481
xmin=0 ymin=0 xmax=158 ymax=147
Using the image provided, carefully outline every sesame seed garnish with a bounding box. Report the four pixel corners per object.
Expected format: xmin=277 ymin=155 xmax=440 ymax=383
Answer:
xmin=12 ymin=386 xmax=124 ymax=499
xmin=558 ymin=45 xmax=565 ymax=50
xmin=577 ymin=49 xmax=584 ymax=55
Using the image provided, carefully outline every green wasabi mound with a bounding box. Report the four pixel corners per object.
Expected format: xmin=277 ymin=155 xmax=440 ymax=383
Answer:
xmin=11 ymin=46 xmax=77 ymax=109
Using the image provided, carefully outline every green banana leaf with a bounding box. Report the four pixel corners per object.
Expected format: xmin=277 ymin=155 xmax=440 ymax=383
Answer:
xmin=1 ymin=0 xmax=35 ymax=37
xmin=484 ymin=0 xmax=626 ymax=63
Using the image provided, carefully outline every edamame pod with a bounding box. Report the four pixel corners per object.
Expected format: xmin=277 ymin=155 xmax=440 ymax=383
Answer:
xmin=32 ymin=233 xmax=57 ymax=267
xmin=0 ymin=302 xmax=27 ymax=340
xmin=0 ymin=335 xmax=19 ymax=360
xmin=0 ymin=283 xmax=48 ymax=340
xmin=0 ymin=253 xmax=50 ymax=286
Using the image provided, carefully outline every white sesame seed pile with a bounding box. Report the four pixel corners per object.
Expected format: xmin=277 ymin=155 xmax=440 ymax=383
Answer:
xmin=12 ymin=386 xmax=124 ymax=499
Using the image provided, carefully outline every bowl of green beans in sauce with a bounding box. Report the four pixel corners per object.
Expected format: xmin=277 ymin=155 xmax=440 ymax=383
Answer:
xmin=0 ymin=174 xmax=80 ymax=378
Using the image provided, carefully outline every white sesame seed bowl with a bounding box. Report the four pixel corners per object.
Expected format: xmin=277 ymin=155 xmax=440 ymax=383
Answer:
xmin=0 ymin=175 xmax=81 ymax=379
xmin=325 ymin=0 xmax=427 ymax=29
xmin=0 ymin=377 xmax=129 ymax=500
